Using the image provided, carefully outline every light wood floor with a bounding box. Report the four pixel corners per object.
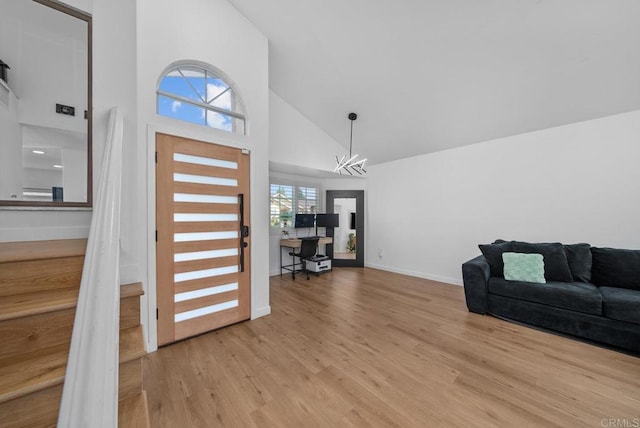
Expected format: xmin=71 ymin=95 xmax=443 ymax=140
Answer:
xmin=334 ymin=252 xmax=356 ymax=260
xmin=144 ymin=268 xmax=640 ymax=427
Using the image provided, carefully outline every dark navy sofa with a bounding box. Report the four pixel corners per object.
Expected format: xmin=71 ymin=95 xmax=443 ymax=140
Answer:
xmin=462 ymin=241 xmax=640 ymax=354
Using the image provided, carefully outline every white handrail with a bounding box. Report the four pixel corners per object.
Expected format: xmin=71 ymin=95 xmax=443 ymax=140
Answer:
xmin=58 ymin=107 xmax=124 ymax=427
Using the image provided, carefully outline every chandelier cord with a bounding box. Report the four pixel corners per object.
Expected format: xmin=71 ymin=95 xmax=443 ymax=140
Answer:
xmin=349 ymin=118 xmax=354 ymax=158
xmin=334 ymin=112 xmax=365 ymax=175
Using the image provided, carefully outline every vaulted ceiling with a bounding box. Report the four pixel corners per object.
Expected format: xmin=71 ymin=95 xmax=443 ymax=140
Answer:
xmin=229 ymin=0 xmax=640 ymax=165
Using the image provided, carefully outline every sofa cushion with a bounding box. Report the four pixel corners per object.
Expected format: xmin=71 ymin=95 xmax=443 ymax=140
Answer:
xmin=479 ymin=241 xmax=513 ymax=278
xmin=511 ymin=241 xmax=574 ymax=282
xmin=488 ymin=277 xmax=602 ymax=315
xmin=564 ymin=243 xmax=592 ymax=282
xmin=599 ymin=286 xmax=640 ymax=325
xmin=502 ymin=252 xmax=545 ymax=283
xmin=591 ymin=247 xmax=640 ymax=291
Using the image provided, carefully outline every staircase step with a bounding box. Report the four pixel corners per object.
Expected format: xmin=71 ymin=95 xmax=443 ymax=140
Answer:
xmin=120 ymin=282 xmax=144 ymax=330
xmin=120 ymin=325 xmax=146 ymax=364
xmin=1 ymin=388 xmax=152 ymax=428
xmin=119 ymin=359 xmax=143 ymax=400
xmin=0 ymin=384 xmax=61 ymax=428
xmin=118 ymin=390 xmax=151 ymax=428
xmin=0 ymin=256 xmax=84 ymax=297
xmin=0 ymin=240 xmax=148 ymax=426
xmin=0 ymin=239 xmax=86 ymax=298
xmin=0 ymin=344 xmax=68 ymax=404
xmin=0 ymin=288 xmax=79 ymax=322
xmin=0 ymin=325 xmax=145 ymax=405
xmin=0 ymin=283 xmax=144 ymax=361
xmin=121 ymin=282 xmax=144 ymax=299
xmin=0 ymin=239 xmax=87 ymax=263
xmin=0 ymin=306 xmax=75 ymax=361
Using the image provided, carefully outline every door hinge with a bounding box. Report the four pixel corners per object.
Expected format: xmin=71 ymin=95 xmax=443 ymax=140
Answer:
xmin=155 ymin=230 xmax=158 ymax=241
xmin=156 ymin=308 xmax=159 ymax=320
xmin=155 ymin=151 xmax=158 ymax=163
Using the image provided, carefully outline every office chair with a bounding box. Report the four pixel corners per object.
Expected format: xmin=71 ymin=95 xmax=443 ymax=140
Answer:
xmin=289 ymin=237 xmax=319 ymax=280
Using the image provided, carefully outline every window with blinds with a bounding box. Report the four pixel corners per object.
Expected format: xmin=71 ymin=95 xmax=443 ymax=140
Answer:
xmin=270 ymin=184 xmax=319 ymax=228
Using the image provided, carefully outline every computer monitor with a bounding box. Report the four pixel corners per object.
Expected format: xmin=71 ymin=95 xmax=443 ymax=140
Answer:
xmin=315 ymin=213 xmax=339 ymax=228
xmin=294 ymin=213 xmax=315 ymax=228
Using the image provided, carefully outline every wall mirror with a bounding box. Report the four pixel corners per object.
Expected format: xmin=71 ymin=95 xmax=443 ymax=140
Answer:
xmin=332 ymin=198 xmax=357 ymax=260
xmin=326 ymin=190 xmax=364 ymax=267
xmin=0 ymin=0 xmax=92 ymax=207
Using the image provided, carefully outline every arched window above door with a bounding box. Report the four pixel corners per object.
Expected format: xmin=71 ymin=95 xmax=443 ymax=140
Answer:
xmin=157 ymin=63 xmax=247 ymax=135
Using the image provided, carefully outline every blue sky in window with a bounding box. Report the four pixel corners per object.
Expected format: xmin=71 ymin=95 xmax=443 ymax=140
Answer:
xmin=158 ymin=72 xmax=234 ymax=131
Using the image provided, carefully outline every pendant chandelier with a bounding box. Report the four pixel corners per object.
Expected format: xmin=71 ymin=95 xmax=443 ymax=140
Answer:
xmin=334 ymin=112 xmax=367 ymax=175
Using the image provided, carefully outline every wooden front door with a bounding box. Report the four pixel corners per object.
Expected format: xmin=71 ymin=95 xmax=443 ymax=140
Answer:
xmin=156 ymin=133 xmax=250 ymax=346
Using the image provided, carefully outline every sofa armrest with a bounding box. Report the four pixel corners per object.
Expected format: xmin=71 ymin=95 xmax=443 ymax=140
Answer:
xmin=462 ymin=255 xmax=491 ymax=314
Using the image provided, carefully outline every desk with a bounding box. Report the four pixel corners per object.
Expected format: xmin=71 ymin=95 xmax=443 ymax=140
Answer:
xmin=280 ymin=237 xmax=333 ymax=276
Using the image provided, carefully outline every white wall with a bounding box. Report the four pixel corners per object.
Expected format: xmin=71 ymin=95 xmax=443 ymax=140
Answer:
xmin=270 ymin=90 xmax=346 ymax=172
xmin=0 ymin=1 xmax=88 ymax=133
xmin=0 ymin=86 xmax=22 ymax=200
xmin=92 ymin=0 xmax=138 ymax=283
xmin=137 ymin=0 xmax=270 ymax=350
xmin=321 ymin=177 xmax=367 ymax=192
xmin=21 ymin=125 xmax=87 ymax=202
xmin=22 ymin=168 xmax=62 ymax=189
xmin=62 ymin=148 xmax=87 ymax=202
xmin=61 ymin=0 xmax=93 ymax=13
xmin=17 ymin=24 xmax=87 ymax=133
xmin=367 ymin=110 xmax=640 ymax=285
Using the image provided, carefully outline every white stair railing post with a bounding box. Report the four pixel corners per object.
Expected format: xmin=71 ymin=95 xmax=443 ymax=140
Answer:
xmin=58 ymin=107 xmax=124 ymax=427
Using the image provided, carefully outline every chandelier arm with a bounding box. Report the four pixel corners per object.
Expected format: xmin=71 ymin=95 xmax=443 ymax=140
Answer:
xmin=334 ymin=155 xmax=347 ymax=172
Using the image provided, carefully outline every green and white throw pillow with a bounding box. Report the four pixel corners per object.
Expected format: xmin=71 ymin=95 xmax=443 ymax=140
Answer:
xmin=502 ymin=252 xmax=546 ymax=284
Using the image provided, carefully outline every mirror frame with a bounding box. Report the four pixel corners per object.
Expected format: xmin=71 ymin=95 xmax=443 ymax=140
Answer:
xmin=326 ymin=190 xmax=365 ymax=267
xmin=0 ymin=0 xmax=92 ymax=208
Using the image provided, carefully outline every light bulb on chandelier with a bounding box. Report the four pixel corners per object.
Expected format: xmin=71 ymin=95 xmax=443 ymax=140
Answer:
xmin=334 ymin=112 xmax=367 ymax=175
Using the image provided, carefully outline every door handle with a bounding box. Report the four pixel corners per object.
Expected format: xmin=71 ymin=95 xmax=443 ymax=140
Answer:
xmin=238 ymin=194 xmax=249 ymax=272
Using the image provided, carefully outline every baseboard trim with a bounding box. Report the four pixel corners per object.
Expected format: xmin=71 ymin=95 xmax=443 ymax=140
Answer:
xmin=365 ymin=262 xmax=463 ymax=286
xmin=271 ymin=262 xmax=462 ymax=286
xmin=252 ymin=305 xmax=271 ymax=319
